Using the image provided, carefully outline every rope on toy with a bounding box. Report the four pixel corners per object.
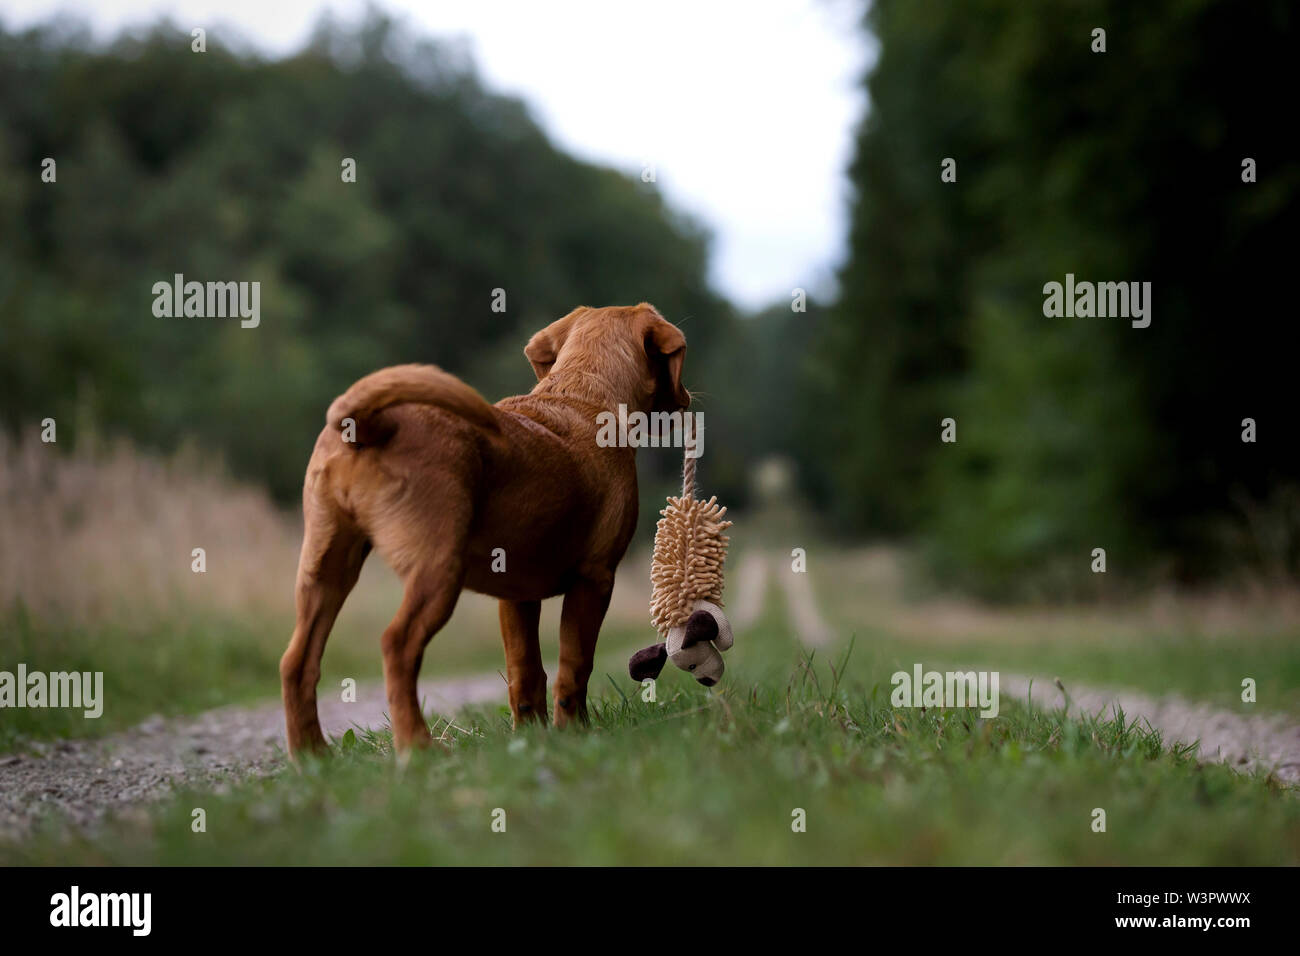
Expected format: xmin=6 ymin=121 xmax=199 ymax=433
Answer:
xmin=648 ymin=450 xmax=732 ymax=638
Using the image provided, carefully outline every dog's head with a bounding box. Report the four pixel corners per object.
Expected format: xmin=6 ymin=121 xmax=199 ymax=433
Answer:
xmin=524 ymin=303 xmax=689 ymax=413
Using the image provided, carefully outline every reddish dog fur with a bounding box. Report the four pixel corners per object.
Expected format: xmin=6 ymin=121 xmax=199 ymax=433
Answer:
xmin=279 ymin=303 xmax=689 ymax=757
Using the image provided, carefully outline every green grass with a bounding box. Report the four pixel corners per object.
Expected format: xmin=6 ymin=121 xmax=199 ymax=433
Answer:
xmin=0 ymin=605 xmax=382 ymax=751
xmin=809 ymin=547 xmax=1300 ymax=716
xmin=5 ymin=604 xmax=1299 ymax=866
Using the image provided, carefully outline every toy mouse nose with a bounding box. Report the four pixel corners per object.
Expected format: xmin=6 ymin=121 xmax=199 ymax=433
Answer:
xmin=697 ymin=676 xmax=716 ymax=687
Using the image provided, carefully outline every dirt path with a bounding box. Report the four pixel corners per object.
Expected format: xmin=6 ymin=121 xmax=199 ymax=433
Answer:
xmin=775 ymin=558 xmax=834 ymax=646
xmin=0 ymin=674 xmax=504 ymax=840
xmin=728 ymin=551 xmax=769 ymax=629
xmin=756 ymin=550 xmax=1300 ymax=785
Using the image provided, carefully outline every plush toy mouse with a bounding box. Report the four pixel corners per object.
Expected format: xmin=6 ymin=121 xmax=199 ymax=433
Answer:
xmin=629 ymin=453 xmax=733 ymax=686
xmin=631 ymin=598 xmax=734 ymax=686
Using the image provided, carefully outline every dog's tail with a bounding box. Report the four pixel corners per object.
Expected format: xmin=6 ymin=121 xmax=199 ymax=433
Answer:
xmin=326 ymin=363 xmax=500 ymax=446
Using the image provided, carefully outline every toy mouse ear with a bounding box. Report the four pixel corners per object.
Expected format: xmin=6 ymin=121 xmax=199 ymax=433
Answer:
xmin=628 ymin=643 xmax=668 ymax=681
xmin=681 ymin=609 xmax=718 ymax=648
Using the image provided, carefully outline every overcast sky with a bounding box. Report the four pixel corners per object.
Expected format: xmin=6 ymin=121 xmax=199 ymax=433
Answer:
xmin=3 ymin=0 xmax=872 ymax=311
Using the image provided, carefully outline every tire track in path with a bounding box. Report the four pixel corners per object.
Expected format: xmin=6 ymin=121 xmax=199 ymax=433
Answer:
xmin=764 ymin=549 xmax=1300 ymax=785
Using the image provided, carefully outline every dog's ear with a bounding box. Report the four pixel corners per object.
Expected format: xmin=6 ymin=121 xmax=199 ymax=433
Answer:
xmin=642 ymin=309 xmax=689 ymax=412
xmin=628 ymin=642 xmax=668 ymax=681
xmin=681 ymin=609 xmax=718 ymax=648
xmin=525 ymin=307 xmax=584 ymax=381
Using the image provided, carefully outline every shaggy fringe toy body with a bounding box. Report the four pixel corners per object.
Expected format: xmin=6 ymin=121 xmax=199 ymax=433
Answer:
xmin=629 ymin=453 xmax=736 ymax=686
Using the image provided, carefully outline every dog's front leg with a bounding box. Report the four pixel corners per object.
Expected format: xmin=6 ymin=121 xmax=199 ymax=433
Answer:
xmin=499 ymin=599 xmax=547 ymax=727
xmin=554 ymin=574 xmax=614 ymax=728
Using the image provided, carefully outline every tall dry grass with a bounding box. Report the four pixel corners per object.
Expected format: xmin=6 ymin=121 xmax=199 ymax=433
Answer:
xmin=0 ymin=433 xmax=304 ymax=624
xmin=815 ymin=543 xmax=1300 ymax=645
xmin=0 ymin=433 xmax=655 ymax=654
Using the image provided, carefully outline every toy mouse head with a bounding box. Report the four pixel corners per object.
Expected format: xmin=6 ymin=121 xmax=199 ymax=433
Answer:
xmin=629 ymin=599 xmax=733 ymax=686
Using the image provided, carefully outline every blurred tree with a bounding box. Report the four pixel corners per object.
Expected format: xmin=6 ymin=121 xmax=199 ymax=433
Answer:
xmin=810 ymin=0 xmax=1298 ymax=595
xmin=0 ymin=11 xmax=733 ymax=501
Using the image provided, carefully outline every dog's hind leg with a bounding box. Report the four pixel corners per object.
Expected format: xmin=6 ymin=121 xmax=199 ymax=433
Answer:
xmin=381 ymin=557 xmax=465 ymax=753
xmin=280 ymin=511 xmax=370 ymax=759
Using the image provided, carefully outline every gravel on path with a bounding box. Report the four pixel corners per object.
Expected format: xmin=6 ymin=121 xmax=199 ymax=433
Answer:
xmin=0 ymin=674 xmax=505 ymax=839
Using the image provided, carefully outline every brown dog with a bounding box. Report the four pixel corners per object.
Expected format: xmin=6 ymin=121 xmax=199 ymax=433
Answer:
xmin=279 ymin=303 xmax=689 ymax=757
